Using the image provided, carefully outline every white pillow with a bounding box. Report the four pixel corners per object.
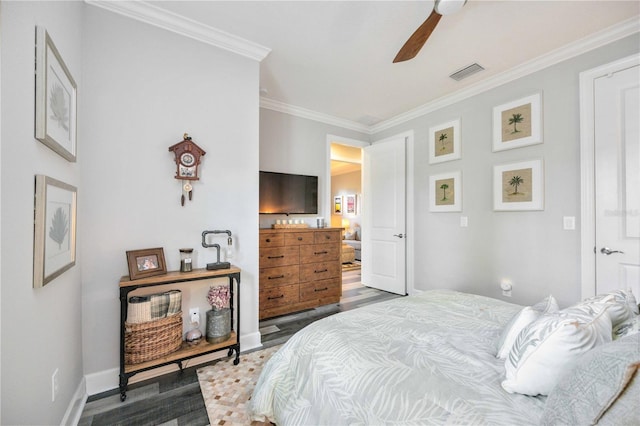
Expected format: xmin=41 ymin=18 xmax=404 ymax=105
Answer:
xmin=502 ymin=304 xmax=612 ymax=396
xmin=495 ymin=295 xmax=558 ymax=359
xmin=580 ymin=289 xmax=639 ymax=327
xmin=613 ymin=315 xmax=640 ymax=340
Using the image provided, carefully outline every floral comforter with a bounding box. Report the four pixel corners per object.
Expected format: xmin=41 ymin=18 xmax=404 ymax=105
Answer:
xmin=249 ymin=290 xmax=547 ymax=425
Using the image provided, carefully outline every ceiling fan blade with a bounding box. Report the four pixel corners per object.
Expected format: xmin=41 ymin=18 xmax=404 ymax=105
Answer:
xmin=393 ymin=10 xmax=442 ymax=63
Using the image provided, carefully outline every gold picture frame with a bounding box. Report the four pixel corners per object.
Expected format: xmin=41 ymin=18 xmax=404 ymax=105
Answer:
xmin=493 ymin=159 xmax=544 ymax=211
xmin=33 ymin=175 xmax=77 ymax=288
xmin=126 ymin=248 xmax=167 ymax=280
xmin=35 ymin=26 xmax=77 ymax=162
xmin=492 ymin=93 xmax=542 ymax=152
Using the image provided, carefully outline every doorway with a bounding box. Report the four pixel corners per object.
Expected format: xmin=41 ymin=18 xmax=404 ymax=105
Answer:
xmin=579 ymin=54 xmax=640 ymax=298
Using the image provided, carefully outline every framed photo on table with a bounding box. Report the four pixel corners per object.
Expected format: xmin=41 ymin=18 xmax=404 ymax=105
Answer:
xmin=493 ymin=93 xmax=542 ymax=152
xmin=493 ymin=159 xmax=544 ymax=211
xmin=33 ymin=175 xmax=77 ymax=288
xmin=35 ymin=26 xmax=77 ymax=162
xmin=126 ymin=248 xmax=167 ymax=280
xmin=429 ymin=119 xmax=461 ymax=164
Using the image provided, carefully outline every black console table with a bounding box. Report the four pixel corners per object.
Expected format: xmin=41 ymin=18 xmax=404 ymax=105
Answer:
xmin=118 ymin=267 xmax=241 ymax=401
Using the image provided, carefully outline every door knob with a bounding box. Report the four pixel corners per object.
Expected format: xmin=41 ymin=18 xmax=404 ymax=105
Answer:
xmin=393 ymin=233 xmax=405 ymax=238
xmin=600 ymin=247 xmax=624 ymax=255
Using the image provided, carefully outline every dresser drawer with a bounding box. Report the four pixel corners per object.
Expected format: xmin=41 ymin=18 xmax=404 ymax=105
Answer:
xmin=259 ymin=233 xmax=284 ymax=248
xmin=260 ymin=246 xmax=299 ymax=268
xmin=299 ymin=261 xmax=341 ymax=282
xmin=260 ymin=284 xmax=299 ymax=309
xmin=314 ymin=230 xmax=341 ymax=244
xmin=299 ymin=278 xmax=341 ymax=302
xmin=299 ymin=243 xmax=340 ymax=264
xmin=259 ymin=265 xmax=299 ymax=289
xmin=284 ymin=232 xmax=314 ymax=246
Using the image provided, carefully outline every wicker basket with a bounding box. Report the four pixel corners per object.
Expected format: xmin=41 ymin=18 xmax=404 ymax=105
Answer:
xmin=125 ymin=312 xmax=183 ymax=364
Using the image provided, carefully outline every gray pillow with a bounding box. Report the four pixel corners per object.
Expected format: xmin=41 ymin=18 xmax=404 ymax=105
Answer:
xmin=540 ymin=333 xmax=640 ymax=425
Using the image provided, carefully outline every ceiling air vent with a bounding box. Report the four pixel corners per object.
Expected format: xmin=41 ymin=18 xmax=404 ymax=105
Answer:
xmin=449 ymin=63 xmax=485 ymax=81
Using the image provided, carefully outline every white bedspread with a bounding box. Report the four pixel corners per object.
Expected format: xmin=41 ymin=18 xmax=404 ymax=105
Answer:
xmin=249 ymin=289 xmax=548 ymax=425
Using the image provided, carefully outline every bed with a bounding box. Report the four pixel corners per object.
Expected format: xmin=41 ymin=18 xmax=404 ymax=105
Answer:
xmin=249 ymin=289 xmax=640 ymax=425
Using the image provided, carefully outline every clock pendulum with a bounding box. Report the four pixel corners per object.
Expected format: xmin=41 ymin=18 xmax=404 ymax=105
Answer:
xmin=168 ymin=133 xmax=206 ymax=206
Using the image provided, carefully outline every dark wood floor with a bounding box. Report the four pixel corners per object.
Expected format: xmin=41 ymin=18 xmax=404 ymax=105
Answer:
xmin=79 ymin=268 xmax=401 ymax=425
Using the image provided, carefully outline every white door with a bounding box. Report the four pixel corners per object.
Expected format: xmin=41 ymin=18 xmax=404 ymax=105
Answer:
xmin=594 ymin=64 xmax=640 ymax=296
xmin=362 ymin=137 xmax=406 ymax=295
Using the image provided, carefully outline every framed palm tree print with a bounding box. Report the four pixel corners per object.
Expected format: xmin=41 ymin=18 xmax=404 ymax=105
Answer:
xmin=429 ymin=171 xmax=462 ymax=212
xmin=429 ymin=119 xmax=461 ymax=164
xmin=493 ymin=159 xmax=544 ymax=211
xmin=492 ymin=93 xmax=542 ymax=152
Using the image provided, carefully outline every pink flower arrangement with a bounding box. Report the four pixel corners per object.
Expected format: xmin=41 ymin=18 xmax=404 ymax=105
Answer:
xmin=207 ymin=285 xmax=229 ymax=310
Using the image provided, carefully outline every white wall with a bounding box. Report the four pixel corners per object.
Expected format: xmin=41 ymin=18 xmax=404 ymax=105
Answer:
xmin=80 ymin=5 xmax=261 ymax=388
xmin=259 ymin=108 xmax=369 ymax=228
xmin=372 ymin=34 xmax=640 ymax=308
xmin=1 ymin=1 xmax=84 ymax=424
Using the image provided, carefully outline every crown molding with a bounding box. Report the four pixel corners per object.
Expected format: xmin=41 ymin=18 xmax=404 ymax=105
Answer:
xmin=260 ymin=98 xmax=370 ymax=134
xmin=264 ymin=17 xmax=638 ymax=134
xmin=85 ymin=0 xmax=271 ymax=62
xmin=370 ymin=16 xmax=640 ymax=133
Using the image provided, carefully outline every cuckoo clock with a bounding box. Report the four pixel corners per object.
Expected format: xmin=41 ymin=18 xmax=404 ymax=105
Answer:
xmin=169 ymin=133 xmax=206 ymax=205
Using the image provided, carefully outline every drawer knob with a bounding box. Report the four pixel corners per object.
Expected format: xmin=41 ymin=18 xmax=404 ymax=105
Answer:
xmin=314 ymin=268 xmax=328 ymax=274
xmin=267 ymin=294 xmax=284 ymax=300
xmin=266 ymin=238 xmax=271 ymax=243
xmin=268 ymin=275 xmax=285 ymax=280
xmin=297 ymin=237 xmax=303 ymax=241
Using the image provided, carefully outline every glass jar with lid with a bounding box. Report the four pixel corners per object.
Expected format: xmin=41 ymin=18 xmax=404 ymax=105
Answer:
xmin=179 ymin=248 xmax=193 ymax=272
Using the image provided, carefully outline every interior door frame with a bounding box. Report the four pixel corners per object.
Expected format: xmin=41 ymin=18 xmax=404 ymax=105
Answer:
xmin=325 ymin=131 xmax=415 ymax=294
xmin=579 ymin=53 xmax=639 ymax=299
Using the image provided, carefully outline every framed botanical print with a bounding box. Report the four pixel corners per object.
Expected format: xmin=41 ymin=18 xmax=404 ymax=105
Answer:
xmin=35 ymin=26 xmax=77 ymax=162
xmin=429 ymin=171 xmax=462 ymax=212
xmin=493 ymin=159 xmax=544 ymax=211
xmin=33 ymin=175 xmax=77 ymax=287
xmin=493 ymin=93 xmax=542 ymax=152
xmin=429 ymin=119 xmax=461 ymax=164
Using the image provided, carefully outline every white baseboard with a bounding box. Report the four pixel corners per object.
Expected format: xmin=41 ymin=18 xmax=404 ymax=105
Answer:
xmin=85 ymin=331 xmax=263 ymax=396
xmin=62 ymin=377 xmax=87 ymax=426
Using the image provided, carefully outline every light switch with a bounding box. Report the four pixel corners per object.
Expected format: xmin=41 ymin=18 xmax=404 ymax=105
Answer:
xmin=563 ymin=216 xmax=575 ymax=230
xmin=460 ymin=216 xmax=468 ymax=228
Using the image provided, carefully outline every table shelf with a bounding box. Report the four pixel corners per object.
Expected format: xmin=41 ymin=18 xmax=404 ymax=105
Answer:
xmin=119 ymin=267 xmax=241 ymax=401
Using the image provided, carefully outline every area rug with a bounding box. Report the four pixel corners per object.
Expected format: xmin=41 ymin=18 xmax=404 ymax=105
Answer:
xmin=197 ymin=345 xmax=281 ymax=425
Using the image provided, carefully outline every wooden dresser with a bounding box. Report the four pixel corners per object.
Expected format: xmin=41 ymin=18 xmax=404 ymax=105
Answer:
xmin=259 ymin=227 xmax=342 ymax=319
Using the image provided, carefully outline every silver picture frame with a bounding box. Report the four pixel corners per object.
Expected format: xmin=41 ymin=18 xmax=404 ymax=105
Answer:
xmin=35 ymin=26 xmax=77 ymax=162
xmin=33 ymin=175 xmax=77 ymax=288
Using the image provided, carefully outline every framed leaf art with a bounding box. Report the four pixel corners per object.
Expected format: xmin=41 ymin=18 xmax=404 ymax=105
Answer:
xmin=33 ymin=175 xmax=77 ymax=287
xmin=35 ymin=26 xmax=77 ymax=161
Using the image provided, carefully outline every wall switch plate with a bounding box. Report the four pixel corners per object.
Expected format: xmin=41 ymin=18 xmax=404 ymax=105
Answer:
xmin=563 ymin=216 xmax=576 ymax=230
xmin=460 ymin=216 xmax=468 ymax=227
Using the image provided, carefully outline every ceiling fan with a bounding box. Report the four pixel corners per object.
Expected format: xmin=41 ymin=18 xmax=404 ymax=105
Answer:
xmin=393 ymin=0 xmax=468 ymax=63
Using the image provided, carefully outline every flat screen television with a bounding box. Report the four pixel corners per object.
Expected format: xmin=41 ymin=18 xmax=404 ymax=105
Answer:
xmin=259 ymin=171 xmax=318 ymax=215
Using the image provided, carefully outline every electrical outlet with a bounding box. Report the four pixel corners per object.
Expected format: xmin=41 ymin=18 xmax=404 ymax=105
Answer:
xmin=51 ymin=369 xmax=59 ymax=402
xmin=500 ymin=280 xmax=513 ymax=297
xmin=189 ymin=307 xmax=200 ymax=324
